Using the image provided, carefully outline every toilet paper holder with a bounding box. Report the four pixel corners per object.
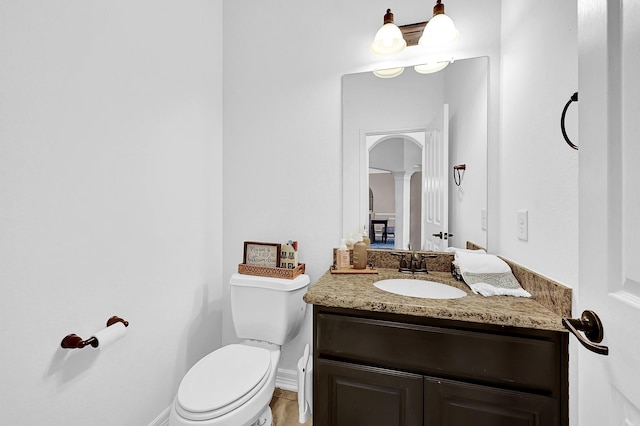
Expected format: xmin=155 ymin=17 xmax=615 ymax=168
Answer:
xmin=60 ymin=316 xmax=129 ymax=349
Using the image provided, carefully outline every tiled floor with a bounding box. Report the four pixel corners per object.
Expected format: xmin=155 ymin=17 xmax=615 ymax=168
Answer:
xmin=269 ymin=388 xmax=312 ymax=426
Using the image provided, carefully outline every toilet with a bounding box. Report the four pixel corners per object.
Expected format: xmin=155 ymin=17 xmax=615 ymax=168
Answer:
xmin=169 ymin=273 xmax=310 ymax=426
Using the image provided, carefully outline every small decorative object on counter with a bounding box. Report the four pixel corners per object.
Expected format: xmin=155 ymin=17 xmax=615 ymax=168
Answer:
xmin=352 ymin=235 xmax=367 ymax=270
xmin=243 ymin=241 xmax=281 ymax=267
xmin=337 ymin=239 xmax=351 ymax=269
xmin=330 ymin=262 xmax=378 ymax=274
xmin=280 ymin=240 xmax=299 ymax=269
xmin=361 ymin=225 xmax=371 ymax=248
xmin=346 ymin=234 xmax=356 ymax=250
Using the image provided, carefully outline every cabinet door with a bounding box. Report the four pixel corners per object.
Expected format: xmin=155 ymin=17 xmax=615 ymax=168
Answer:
xmin=315 ymin=358 xmax=423 ymax=426
xmin=424 ymin=377 xmax=558 ymax=426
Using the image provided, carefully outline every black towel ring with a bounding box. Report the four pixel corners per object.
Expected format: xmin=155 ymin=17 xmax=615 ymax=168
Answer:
xmin=561 ymin=92 xmax=578 ymax=150
xmin=453 ymin=164 xmax=466 ymax=187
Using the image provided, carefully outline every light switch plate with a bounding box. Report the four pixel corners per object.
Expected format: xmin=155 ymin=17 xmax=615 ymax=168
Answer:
xmin=481 ymin=209 xmax=487 ymax=231
xmin=517 ymin=210 xmax=528 ymax=241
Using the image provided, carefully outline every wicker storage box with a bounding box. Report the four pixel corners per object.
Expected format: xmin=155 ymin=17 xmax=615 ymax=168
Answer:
xmin=237 ymin=263 xmax=305 ymax=279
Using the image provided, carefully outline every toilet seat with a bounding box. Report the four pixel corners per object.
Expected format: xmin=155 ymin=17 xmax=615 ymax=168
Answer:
xmin=176 ymin=344 xmax=272 ymax=421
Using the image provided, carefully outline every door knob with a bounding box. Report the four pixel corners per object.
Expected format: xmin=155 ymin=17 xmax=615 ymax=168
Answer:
xmin=432 ymin=232 xmax=454 ymax=239
xmin=562 ymin=310 xmax=609 ymax=355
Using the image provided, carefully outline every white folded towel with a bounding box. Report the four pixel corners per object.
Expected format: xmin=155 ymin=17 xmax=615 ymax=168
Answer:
xmin=445 ymin=247 xmax=486 ymax=254
xmin=454 ymin=251 xmax=531 ymax=298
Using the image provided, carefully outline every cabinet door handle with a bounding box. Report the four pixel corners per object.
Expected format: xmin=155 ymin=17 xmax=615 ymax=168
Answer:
xmin=562 ymin=310 xmax=609 ymax=355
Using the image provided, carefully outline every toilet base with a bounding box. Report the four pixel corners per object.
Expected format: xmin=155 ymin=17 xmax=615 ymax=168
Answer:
xmin=170 ymin=402 xmax=273 ymax=426
xmin=250 ymin=406 xmax=272 ymax=426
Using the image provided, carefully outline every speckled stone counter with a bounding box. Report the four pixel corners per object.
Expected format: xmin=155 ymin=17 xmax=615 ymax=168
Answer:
xmin=303 ymin=268 xmax=567 ymax=332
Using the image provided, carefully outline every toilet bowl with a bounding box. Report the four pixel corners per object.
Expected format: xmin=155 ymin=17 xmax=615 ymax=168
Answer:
xmin=169 ymin=273 xmax=310 ymax=426
xmin=169 ymin=343 xmax=280 ymax=426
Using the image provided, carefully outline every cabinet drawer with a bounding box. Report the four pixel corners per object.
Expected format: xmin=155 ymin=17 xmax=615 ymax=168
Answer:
xmin=316 ymin=313 xmax=561 ymax=394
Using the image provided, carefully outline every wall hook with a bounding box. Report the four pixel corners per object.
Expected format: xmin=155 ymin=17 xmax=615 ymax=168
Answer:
xmin=453 ymin=164 xmax=466 ymax=186
xmin=561 ymin=92 xmax=578 ymax=150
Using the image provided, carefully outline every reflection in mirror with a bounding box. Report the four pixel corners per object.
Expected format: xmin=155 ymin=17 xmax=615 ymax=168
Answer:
xmin=342 ymin=57 xmax=488 ymax=251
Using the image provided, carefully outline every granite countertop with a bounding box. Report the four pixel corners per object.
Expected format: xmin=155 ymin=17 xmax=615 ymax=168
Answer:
xmin=303 ymin=268 xmax=566 ymax=332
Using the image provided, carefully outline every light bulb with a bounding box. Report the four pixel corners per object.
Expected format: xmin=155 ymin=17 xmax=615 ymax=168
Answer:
xmin=370 ymin=9 xmax=407 ymax=56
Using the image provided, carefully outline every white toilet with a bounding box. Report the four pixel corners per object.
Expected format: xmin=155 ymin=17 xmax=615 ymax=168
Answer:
xmin=169 ymin=273 xmax=310 ymax=426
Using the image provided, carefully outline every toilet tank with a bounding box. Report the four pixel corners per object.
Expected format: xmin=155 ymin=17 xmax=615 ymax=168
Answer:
xmin=230 ymin=273 xmax=310 ymax=345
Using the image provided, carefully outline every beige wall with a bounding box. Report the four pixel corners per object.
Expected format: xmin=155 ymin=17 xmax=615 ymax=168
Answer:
xmin=370 ymin=173 xmax=395 ymax=216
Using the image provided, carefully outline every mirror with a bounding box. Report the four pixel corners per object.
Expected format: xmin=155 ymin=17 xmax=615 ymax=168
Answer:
xmin=342 ymin=57 xmax=488 ymax=251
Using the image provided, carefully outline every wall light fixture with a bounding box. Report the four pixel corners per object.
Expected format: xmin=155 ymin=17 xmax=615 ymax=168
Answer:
xmin=370 ymin=1 xmax=459 ymax=78
xmin=419 ymin=0 xmax=460 ymax=48
xmin=370 ymin=9 xmax=407 ymax=56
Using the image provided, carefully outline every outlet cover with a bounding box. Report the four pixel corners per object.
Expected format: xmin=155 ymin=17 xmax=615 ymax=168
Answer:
xmin=517 ymin=210 xmax=528 ymax=241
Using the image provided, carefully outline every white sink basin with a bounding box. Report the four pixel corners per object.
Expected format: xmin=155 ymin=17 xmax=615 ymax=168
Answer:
xmin=373 ymin=278 xmax=467 ymax=299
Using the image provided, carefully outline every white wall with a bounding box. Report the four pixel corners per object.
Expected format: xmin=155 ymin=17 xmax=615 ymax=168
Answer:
xmin=446 ymin=57 xmax=489 ymax=249
xmin=0 ymin=2 xmax=223 ymax=425
xmin=221 ymin=1 xmax=344 ymax=374
xmin=498 ymin=1 xmax=578 ymax=287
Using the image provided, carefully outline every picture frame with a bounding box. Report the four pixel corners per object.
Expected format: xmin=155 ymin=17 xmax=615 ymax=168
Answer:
xmin=243 ymin=241 xmax=281 ymax=267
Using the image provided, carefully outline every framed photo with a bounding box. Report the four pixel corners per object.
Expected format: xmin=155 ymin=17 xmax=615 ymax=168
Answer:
xmin=243 ymin=241 xmax=281 ymax=267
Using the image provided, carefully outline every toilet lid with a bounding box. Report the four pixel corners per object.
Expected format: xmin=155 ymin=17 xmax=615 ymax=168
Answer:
xmin=177 ymin=344 xmax=271 ymax=418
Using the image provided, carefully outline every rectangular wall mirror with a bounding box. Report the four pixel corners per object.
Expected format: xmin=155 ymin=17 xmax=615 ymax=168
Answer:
xmin=342 ymin=56 xmax=488 ymax=251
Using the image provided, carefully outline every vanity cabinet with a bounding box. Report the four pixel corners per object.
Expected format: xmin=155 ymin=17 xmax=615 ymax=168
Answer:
xmin=313 ymin=305 xmax=568 ymax=426
xmin=317 ymin=359 xmax=424 ymax=426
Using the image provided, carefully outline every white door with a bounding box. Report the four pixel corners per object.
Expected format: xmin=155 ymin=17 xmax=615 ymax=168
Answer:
xmin=423 ymin=104 xmax=449 ymax=251
xmin=577 ymin=1 xmax=640 ymax=425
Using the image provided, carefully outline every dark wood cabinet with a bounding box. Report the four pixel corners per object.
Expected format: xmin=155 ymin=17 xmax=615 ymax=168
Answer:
xmin=313 ymin=305 xmax=568 ymax=426
xmin=316 ymin=359 xmax=423 ymax=426
xmin=424 ymin=377 xmax=557 ymax=426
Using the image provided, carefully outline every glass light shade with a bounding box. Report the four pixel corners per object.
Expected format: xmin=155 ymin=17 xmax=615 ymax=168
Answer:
xmin=370 ymin=23 xmax=407 ymax=56
xmin=418 ymin=14 xmax=459 ymax=48
xmin=414 ymin=61 xmax=449 ymax=74
xmin=373 ymin=67 xmax=405 ymax=78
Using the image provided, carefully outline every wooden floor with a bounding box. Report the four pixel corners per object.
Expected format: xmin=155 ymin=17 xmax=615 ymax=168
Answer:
xmin=270 ymin=388 xmax=312 ymax=426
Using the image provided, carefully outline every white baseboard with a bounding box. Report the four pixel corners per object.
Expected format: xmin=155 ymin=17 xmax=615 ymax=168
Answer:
xmin=275 ymin=367 xmax=298 ymax=391
xmin=149 ymin=406 xmax=170 ymax=426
